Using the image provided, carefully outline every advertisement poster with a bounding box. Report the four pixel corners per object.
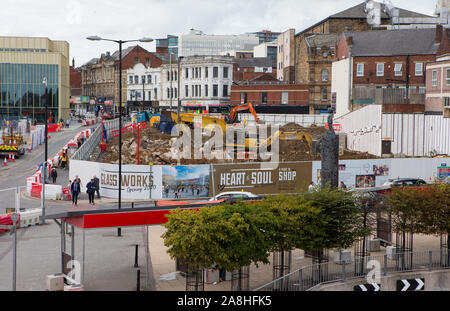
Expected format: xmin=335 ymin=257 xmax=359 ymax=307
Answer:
xmin=355 ymin=175 xmax=376 ymax=188
xmin=162 ymin=165 xmax=210 ymax=199
xmin=211 ymin=162 xmax=312 ymax=196
xmin=69 ymin=160 xmax=163 ymax=199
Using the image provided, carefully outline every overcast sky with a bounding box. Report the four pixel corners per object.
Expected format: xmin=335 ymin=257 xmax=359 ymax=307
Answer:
xmin=0 ymin=0 xmax=438 ymax=66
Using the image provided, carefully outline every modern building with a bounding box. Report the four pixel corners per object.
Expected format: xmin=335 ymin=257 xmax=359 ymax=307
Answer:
xmin=0 ymin=36 xmax=70 ymax=123
xmin=81 ymin=45 xmax=162 ymax=112
xmin=425 ymin=26 xmax=450 ymax=117
xmin=178 ymin=29 xmax=260 ymax=58
xmin=253 ymin=42 xmax=277 ymax=67
xmin=220 ymin=50 xmax=254 ymax=59
xmin=251 ymin=30 xmax=282 ymax=44
xmin=332 ymin=28 xmax=438 ymax=118
xmin=155 ymin=35 xmax=179 ymax=57
xmin=179 ymin=55 xmax=234 ymax=113
xmin=277 ymin=29 xmax=296 ymax=82
xmin=126 ymin=62 xmax=161 ymax=110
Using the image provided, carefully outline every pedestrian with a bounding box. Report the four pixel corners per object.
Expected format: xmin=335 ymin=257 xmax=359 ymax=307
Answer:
xmin=77 ymin=138 xmax=82 ymax=149
xmin=50 ymin=167 xmax=58 ymax=184
xmin=93 ymin=175 xmax=100 ymax=199
xmin=308 ymin=181 xmax=315 ymax=192
xmin=61 ymin=152 xmax=67 ymax=169
xmin=70 ymin=179 xmax=80 ymax=206
xmin=74 ymin=175 xmax=82 ymax=189
xmin=340 ymin=181 xmax=347 ymax=190
xmin=86 ymin=178 xmax=97 ymax=205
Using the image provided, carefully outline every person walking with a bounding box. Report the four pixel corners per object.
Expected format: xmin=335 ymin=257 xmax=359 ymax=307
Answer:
xmin=93 ymin=175 xmax=100 ymax=199
xmin=61 ymin=152 xmax=67 ymax=169
xmin=86 ymin=178 xmax=97 ymax=205
xmin=50 ymin=167 xmax=58 ymax=184
xmin=308 ymin=181 xmax=315 ymax=192
xmin=70 ymin=179 xmax=80 ymax=206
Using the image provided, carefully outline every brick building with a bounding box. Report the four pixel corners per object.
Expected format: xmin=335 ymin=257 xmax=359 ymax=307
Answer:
xmin=233 ymin=57 xmax=277 ymax=83
xmin=230 ymin=83 xmax=309 ymax=114
xmin=332 ymin=28 xmax=439 ymax=117
xmin=294 ymin=1 xmax=432 ymax=115
xmin=426 ymin=26 xmax=450 ymax=118
xmin=70 ymin=59 xmax=82 ymax=97
xmin=81 ymin=45 xmax=162 ymax=110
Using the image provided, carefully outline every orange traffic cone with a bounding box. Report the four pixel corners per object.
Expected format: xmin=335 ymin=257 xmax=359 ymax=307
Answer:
xmin=8 ymin=153 xmax=11 ymax=162
xmin=11 ymin=154 xmax=15 ymax=162
xmin=3 ymin=157 xmax=7 ymax=166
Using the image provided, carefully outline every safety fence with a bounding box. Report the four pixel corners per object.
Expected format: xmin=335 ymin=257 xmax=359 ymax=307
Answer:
xmin=71 ymin=118 xmax=120 ymax=161
xmin=238 ymin=113 xmax=329 ymax=127
xmin=252 ymin=249 xmax=450 ymax=291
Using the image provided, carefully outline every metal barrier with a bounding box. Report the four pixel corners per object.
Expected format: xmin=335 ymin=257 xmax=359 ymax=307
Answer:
xmin=71 ymin=118 xmax=120 ymax=161
xmin=238 ymin=113 xmax=329 ymax=127
xmin=252 ymin=249 xmax=450 ymax=291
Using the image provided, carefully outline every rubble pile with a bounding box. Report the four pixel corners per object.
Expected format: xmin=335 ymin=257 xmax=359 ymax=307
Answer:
xmin=99 ymin=122 xmax=378 ymax=165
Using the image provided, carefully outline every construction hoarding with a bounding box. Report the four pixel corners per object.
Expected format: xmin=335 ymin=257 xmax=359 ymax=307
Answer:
xmin=211 ymin=162 xmax=312 ymax=196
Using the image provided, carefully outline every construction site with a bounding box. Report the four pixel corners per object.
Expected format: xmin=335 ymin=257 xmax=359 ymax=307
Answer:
xmin=99 ymin=104 xmax=377 ymax=165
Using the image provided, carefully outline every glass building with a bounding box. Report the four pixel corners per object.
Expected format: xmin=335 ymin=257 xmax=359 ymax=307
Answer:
xmin=0 ymin=37 xmax=70 ymax=124
xmin=0 ymin=63 xmax=59 ymax=123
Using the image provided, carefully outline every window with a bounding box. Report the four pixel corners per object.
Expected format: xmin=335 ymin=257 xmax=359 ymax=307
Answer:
xmin=240 ymin=92 xmax=247 ymax=104
xmin=281 ymin=92 xmax=289 ymax=105
xmin=141 ymin=75 xmax=146 ymax=84
xmin=147 ymin=75 xmax=152 ymax=84
xmin=446 ymin=69 xmax=450 ymax=85
xmin=445 ymin=97 xmax=450 ymax=107
xmin=261 ymin=92 xmax=267 ymax=104
xmin=154 ymin=76 xmax=157 ymax=84
xmin=185 ymin=68 xmax=189 ymax=78
xmin=134 ymin=57 xmax=139 ymax=64
xmin=213 ymin=84 xmax=218 ymax=97
xmin=223 ymin=67 xmax=229 ymax=79
xmin=192 ymin=68 xmax=195 ymax=79
xmin=432 ymin=70 xmax=438 ymax=87
xmin=205 ymin=85 xmax=208 ymax=97
xmin=195 ymin=67 xmax=198 ymax=78
xmin=223 ymin=85 xmax=228 ymax=97
xmin=134 ymin=75 xmax=139 ymax=84
xmin=195 ymin=85 xmax=198 ymax=97
xmin=205 ymin=67 xmax=208 ymax=78
xmin=174 ymin=71 xmax=177 ymax=81
xmin=148 ymin=91 xmax=151 ymax=100
xmin=198 ymin=85 xmax=201 ymax=97
xmin=167 ymin=88 xmax=170 ymax=99
xmin=394 ymin=63 xmax=403 ymax=76
xmin=356 ymin=64 xmax=364 ymax=77
xmin=185 ymin=85 xmax=189 ymax=97
xmin=192 ymin=85 xmax=195 ymax=97
xmin=175 ymin=88 xmax=177 ymax=98
xmin=129 ymin=76 xmax=133 ymax=84
xmin=322 ymin=69 xmax=328 ymax=81
xmin=213 ymin=67 xmax=218 ymax=78
xmin=321 ymin=88 xmax=328 ymax=101
xmin=376 ymin=63 xmax=384 ymax=77
xmin=415 ymin=63 xmax=423 ymax=76
xmin=146 ymin=58 xmax=150 ymax=66
xmin=167 ymin=71 xmax=170 ymax=81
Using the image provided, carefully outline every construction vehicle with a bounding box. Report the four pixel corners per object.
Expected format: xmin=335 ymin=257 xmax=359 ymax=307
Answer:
xmin=0 ymin=129 xmax=26 ymax=159
xmin=225 ymin=103 xmax=263 ymax=124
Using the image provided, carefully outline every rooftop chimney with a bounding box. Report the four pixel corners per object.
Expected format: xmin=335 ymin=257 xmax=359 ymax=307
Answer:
xmin=436 ymin=24 xmax=444 ymax=43
xmin=346 ymin=36 xmax=353 ymax=46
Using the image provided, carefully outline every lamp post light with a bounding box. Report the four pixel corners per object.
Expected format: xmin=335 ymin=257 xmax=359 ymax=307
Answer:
xmin=177 ymin=56 xmax=184 ymax=120
xmin=40 ymin=77 xmax=48 ymax=225
xmin=87 ymin=36 xmax=153 ymax=237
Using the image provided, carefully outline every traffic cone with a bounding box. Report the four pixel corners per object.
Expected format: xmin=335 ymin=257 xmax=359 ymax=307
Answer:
xmin=3 ymin=157 xmax=7 ymax=166
xmin=11 ymin=154 xmax=15 ymax=162
xmin=8 ymin=153 xmax=11 ymax=161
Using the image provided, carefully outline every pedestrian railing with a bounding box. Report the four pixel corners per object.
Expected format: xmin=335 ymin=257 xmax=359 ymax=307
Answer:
xmin=252 ymin=249 xmax=449 ymax=291
xmin=71 ymin=118 xmax=120 ymax=161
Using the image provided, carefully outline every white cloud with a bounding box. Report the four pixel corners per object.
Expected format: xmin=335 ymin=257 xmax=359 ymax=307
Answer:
xmin=0 ymin=0 xmax=438 ymax=66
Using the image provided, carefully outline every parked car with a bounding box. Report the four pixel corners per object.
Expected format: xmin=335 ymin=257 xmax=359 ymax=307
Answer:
xmin=383 ymin=178 xmax=427 ymax=187
xmin=209 ymin=191 xmax=260 ymax=201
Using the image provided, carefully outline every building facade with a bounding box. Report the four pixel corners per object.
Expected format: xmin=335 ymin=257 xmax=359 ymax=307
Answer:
xmin=253 ymin=42 xmax=277 ymax=67
xmin=178 ymin=29 xmax=260 ymax=58
xmin=126 ymin=62 xmax=161 ymax=110
xmin=230 ymin=83 xmax=309 ymax=113
xmin=251 ymin=30 xmax=281 ymax=44
xmin=179 ymin=55 xmax=234 ymax=112
xmin=332 ymin=28 xmax=438 ymax=118
xmin=277 ymin=29 xmax=295 ymax=82
xmin=81 ymin=45 xmax=162 ymax=112
xmin=0 ymin=36 xmax=70 ymax=122
xmin=233 ymin=57 xmax=276 ymax=83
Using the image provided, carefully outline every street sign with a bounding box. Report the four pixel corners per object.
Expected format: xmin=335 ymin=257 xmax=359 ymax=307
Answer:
xmin=396 ymin=278 xmax=424 ymax=291
xmin=354 ymin=283 xmax=380 ymax=291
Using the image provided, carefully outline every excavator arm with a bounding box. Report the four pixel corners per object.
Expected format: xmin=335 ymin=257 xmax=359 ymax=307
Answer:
xmin=227 ymin=103 xmax=261 ymax=124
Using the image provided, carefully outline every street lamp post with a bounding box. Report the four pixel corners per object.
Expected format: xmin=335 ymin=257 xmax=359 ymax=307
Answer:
xmin=177 ymin=56 xmax=184 ymax=120
xmin=41 ymin=77 xmax=48 ymax=225
xmin=87 ymin=35 xmax=153 ymax=237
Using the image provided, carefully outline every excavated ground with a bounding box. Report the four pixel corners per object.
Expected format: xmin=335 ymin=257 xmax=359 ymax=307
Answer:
xmin=98 ymin=122 xmax=378 ymax=165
